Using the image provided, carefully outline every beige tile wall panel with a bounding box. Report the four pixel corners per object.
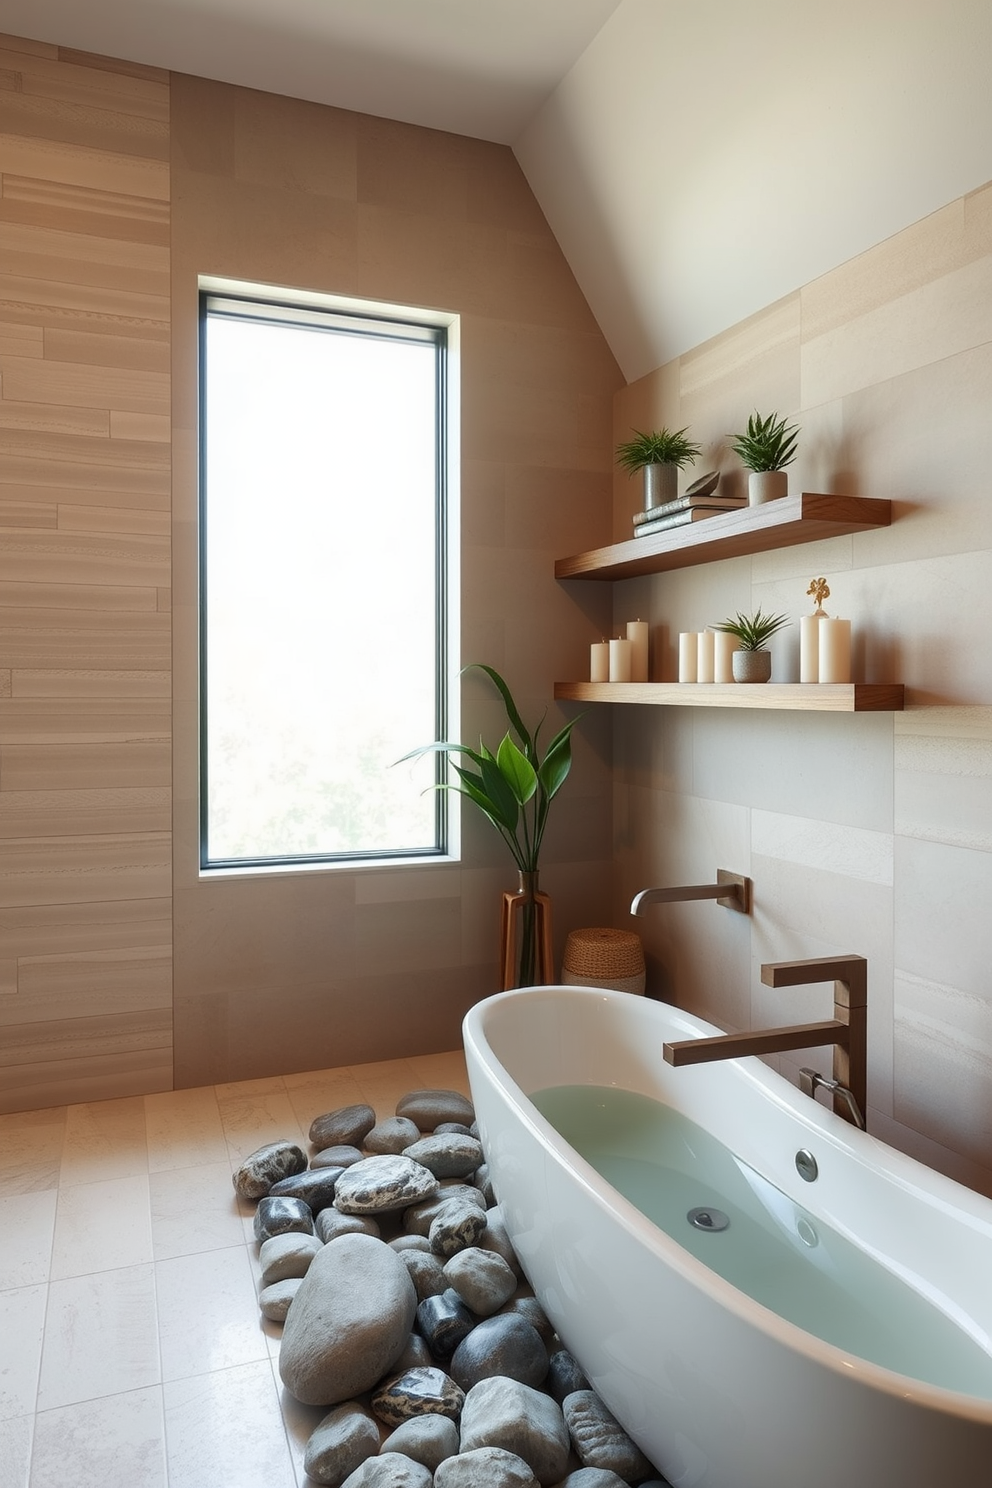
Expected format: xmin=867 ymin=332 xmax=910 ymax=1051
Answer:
xmin=0 ymin=36 xmax=171 ymax=1113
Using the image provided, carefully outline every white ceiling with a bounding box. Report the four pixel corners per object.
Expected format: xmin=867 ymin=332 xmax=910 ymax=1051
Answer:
xmin=2 ymin=0 xmax=624 ymax=143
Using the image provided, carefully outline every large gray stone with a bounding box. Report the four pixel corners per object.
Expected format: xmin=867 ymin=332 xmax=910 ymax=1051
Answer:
xmin=340 ymin=1454 xmax=433 ymax=1488
xmin=444 ymin=1247 xmax=517 ymax=1316
xmin=365 ymin=1117 xmax=421 ymax=1155
xmin=232 ymin=1140 xmax=307 ymax=1201
xmin=459 ymin=1377 xmax=569 ymax=1486
xmin=304 ymin=1403 xmax=380 ymax=1487
xmin=310 ymin=1104 xmax=377 ymax=1151
xmin=380 ymin=1414 xmax=460 ymax=1472
xmin=562 ymin=1392 xmax=652 ymax=1482
xmin=371 ymin=1365 xmax=464 ymax=1426
xmin=334 ymin=1156 xmax=439 ymax=1215
xmin=395 ymin=1089 xmax=475 ymax=1130
xmin=279 ymin=1233 xmax=417 ymax=1406
xmin=449 ymin=1313 xmax=548 ymax=1391
xmin=258 ymin=1231 xmax=323 ymax=1286
xmin=436 ymin=1446 xmax=540 ymax=1488
xmin=403 ymin=1133 xmax=483 ymax=1180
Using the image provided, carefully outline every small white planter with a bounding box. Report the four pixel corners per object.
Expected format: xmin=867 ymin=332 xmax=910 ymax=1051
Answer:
xmin=748 ymin=470 xmax=788 ymax=505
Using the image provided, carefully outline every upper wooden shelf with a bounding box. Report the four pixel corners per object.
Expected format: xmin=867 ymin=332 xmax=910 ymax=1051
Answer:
xmin=554 ymin=493 xmax=891 ymax=581
xmin=554 ymin=682 xmax=905 ymax=713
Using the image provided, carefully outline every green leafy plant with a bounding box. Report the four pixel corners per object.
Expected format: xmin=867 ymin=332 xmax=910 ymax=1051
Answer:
xmin=714 ymin=610 xmax=791 ymax=652
xmin=728 ymin=411 xmax=799 ymax=472
xmin=615 ymin=426 xmax=702 ymax=473
xmin=398 ymin=664 xmax=578 ymax=874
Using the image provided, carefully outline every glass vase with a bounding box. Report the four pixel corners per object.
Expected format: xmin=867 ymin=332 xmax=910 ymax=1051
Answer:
xmin=500 ymin=870 xmax=554 ymax=990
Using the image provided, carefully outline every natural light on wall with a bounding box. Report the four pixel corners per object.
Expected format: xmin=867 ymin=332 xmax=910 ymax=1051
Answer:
xmin=200 ymin=291 xmax=450 ymax=868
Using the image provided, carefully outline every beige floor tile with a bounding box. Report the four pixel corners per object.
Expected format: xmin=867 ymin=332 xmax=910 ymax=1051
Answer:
xmin=0 ymin=1413 xmax=33 ymax=1488
xmin=215 ymin=1089 xmax=307 ymax=1166
xmin=163 ymin=1361 xmax=296 ymax=1488
xmin=0 ymin=1192 xmax=57 ymax=1287
xmin=149 ymin=1161 xmax=245 ymax=1261
xmin=50 ymin=1174 xmax=153 ymax=1279
xmin=0 ymin=1108 xmax=65 ymax=1193
xmin=281 ymin=1066 xmax=366 ymax=1136
xmin=38 ymin=1265 xmax=159 ymax=1411
xmin=144 ymin=1086 xmax=229 ymax=1172
xmin=347 ymin=1057 xmax=428 ymax=1119
xmin=155 ymin=1246 xmax=266 ymax=1383
xmin=0 ymin=1286 xmax=47 ymax=1422
xmin=29 ymin=1387 xmax=165 ymax=1488
xmin=59 ymin=1097 xmax=148 ymax=1185
xmin=405 ymin=1048 xmax=471 ymax=1097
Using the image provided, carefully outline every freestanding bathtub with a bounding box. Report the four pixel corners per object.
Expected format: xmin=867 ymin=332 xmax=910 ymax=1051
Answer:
xmin=462 ymin=985 xmax=992 ymax=1488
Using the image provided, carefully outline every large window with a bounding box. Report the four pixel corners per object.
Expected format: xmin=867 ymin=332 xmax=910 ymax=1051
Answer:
xmin=199 ymin=288 xmax=451 ymax=870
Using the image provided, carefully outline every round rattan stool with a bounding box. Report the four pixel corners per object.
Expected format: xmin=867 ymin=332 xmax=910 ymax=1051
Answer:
xmin=561 ymin=927 xmax=646 ymax=995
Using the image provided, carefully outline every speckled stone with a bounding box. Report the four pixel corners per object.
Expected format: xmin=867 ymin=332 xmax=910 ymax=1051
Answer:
xmin=403 ymin=1185 xmax=485 ymax=1237
xmin=561 ymin=1392 xmax=652 ymax=1482
xmin=259 ymin=1231 xmax=323 ymax=1285
xmin=449 ymin=1313 xmax=548 ymax=1392
xmin=258 ymin=1277 xmax=303 ymax=1322
xmin=371 ymin=1365 xmax=464 ymax=1426
xmin=395 ymin=1089 xmax=475 ymax=1130
xmin=443 ymin=1247 xmax=517 ymax=1316
xmin=340 ymin=1453 xmax=433 ymax=1488
xmin=415 ymin=1288 xmax=476 ymax=1358
xmin=316 ymin=1210 xmax=381 ymax=1244
xmin=429 ymin=1198 xmax=488 ymax=1258
xmin=459 ymin=1378 xmax=569 ymax=1486
xmin=435 ymin=1447 xmax=540 ymax=1488
xmin=546 ymin=1350 xmax=590 ymax=1405
xmin=381 ymin=1414 xmax=460 ymax=1473
xmin=398 ymin=1249 xmax=448 ymax=1302
xmin=310 ymin=1104 xmax=377 ymax=1152
xmin=232 ymin=1140 xmax=307 ymax=1201
xmin=365 ymin=1117 xmax=421 ymax=1155
xmin=403 ymin=1133 xmax=483 ymax=1180
xmin=253 ymin=1194 xmax=314 ymax=1244
xmin=269 ymin=1167 xmax=343 ymax=1214
xmin=334 ymin=1155 xmax=439 ymax=1215
xmin=303 ymin=1403 xmax=380 ymax=1488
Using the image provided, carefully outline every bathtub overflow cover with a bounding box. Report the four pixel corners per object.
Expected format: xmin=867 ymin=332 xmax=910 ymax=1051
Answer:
xmin=688 ymin=1207 xmax=730 ymax=1233
xmin=795 ymin=1149 xmax=819 ymax=1183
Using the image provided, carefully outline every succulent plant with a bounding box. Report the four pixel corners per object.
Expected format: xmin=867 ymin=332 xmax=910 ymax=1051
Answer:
xmin=729 ymin=411 xmax=799 ymax=473
xmin=615 ymin=427 xmax=702 ymax=473
xmin=714 ymin=610 xmax=791 ymax=652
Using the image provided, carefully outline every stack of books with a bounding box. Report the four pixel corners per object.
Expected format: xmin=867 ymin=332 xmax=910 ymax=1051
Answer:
xmin=633 ymin=472 xmax=745 ymax=538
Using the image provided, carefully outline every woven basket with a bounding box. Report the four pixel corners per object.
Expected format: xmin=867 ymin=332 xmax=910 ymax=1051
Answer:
xmin=561 ymin=927 xmax=646 ymax=995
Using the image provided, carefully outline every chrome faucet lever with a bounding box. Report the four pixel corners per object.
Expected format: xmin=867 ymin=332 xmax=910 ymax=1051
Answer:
xmin=630 ymin=869 xmax=751 ymax=917
xmin=799 ymin=1068 xmax=866 ymax=1130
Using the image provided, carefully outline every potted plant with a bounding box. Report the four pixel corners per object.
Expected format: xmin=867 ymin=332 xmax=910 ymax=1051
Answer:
xmin=728 ymin=411 xmax=799 ymax=505
xmin=399 ymin=664 xmax=579 ymax=988
xmin=714 ymin=609 xmax=790 ymax=683
xmin=615 ymin=426 xmax=702 ymax=511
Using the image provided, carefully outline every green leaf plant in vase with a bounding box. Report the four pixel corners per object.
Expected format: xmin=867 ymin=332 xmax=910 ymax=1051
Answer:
xmin=728 ymin=410 xmax=800 ymax=506
xmin=399 ymin=664 xmax=579 ymax=989
xmin=615 ymin=426 xmax=702 ymax=513
xmin=714 ymin=609 xmax=790 ymax=684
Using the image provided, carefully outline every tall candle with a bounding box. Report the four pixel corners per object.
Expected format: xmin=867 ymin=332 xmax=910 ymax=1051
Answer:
xmin=626 ymin=620 xmax=650 ymax=682
xmin=800 ymin=615 xmax=822 ymax=683
xmin=609 ymin=637 xmax=632 ymax=682
xmin=678 ymin=632 xmax=698 ymax=682
xmin=696 ymin=629 xmax=715 ymax=683
xmin=714 ymin=631 xmax=737 ymax=683
xmin=590 ymin=641 xmax=610 ymax=682
xmin=819 ymin=618 xmax=852 ymax=683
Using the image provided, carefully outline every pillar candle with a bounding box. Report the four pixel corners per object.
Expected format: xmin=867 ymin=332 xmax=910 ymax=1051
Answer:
xmin=819 ymin=618 xmax=852 ymax=683
xmin=626 ymin=620 xmax=650 ymax=682
xmin=696 ymin=629 xmax=715 ymax=683
xmin=609 ymin=637 xmax=632 ymax=682
xmin=678 ymin=632 xmax=698 ymax=682
xmin=590 ymin=641 xmax=610 ymax=682
xmin=800 ymin=615 xmax=822 ymax=683
xmin=714 ymin=631 xmax=737 ymax=683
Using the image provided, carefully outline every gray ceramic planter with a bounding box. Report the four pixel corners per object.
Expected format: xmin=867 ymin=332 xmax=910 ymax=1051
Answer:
xmin=732 ymin=649 xmax=772 ymax=683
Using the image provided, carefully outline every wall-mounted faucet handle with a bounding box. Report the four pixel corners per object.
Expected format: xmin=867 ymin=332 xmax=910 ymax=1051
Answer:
xmin=761 ymin=954 xmax=867 ymax=1006
xmin=760 ymin=953 xmax=868 ymax=1124
xmin=631 ymin=870 xmax=751 ymax=917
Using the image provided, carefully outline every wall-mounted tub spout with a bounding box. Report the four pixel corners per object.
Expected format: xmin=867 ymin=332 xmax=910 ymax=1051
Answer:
xmin=630 ymin=869 xmax=752 ymax=917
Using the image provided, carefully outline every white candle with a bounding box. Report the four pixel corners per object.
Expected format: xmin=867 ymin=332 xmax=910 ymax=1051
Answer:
xmin=696 ymin=629 xmax=715 ymax=683
xmin=590 ymin=641 xmax=610 ymax=682
xmin=678 ymin=632 xmax=698 ymax=682
xmin=800 ymin=615 xmax=821 ymax=683
xmin=609 ymin=637 xmax=632 ymax=682
xmin=714 ymin=631 xmax=737 ymax=683
xmin=626 ymin=620 xmax=649 ymax=682
xmin=819 ymin=618 xmax=852 ymax=683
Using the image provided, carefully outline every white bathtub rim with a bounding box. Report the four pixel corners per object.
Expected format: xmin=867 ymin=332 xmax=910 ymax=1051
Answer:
xmin=463 ymin=984 xmax=992 ymax=1427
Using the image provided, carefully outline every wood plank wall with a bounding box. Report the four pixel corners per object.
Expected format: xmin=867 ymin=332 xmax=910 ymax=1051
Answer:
xmin=0 ymin=33 xmax=173 ymax=1112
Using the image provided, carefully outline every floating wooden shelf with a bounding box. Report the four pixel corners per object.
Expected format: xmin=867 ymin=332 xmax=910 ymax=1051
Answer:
xmin=554 ymin=682 xmax=905 ymax=713
xmin=555 ymin=493 xmax=891 ymax=581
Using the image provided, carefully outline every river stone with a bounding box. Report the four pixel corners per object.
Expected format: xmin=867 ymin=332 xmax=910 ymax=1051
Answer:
xmin=269 ymin=1167 xmax=343 ymax=1214
xmin=340 ymin=1453 xmax=433 ymax=1488
xmin=233 ymin=1140 xmax=307 ymax=1200
xmin=371 ymin=1365 xmax=464 ymax=1426
xmin=254 ymin=1194 xmax=314 ymax=1244
xmin=392 ymin=1332 xmax=433 ymax=1372
xmin=381 ymin=1413 xmax=460 ymax=1472
xmin=449 ymin=1313 xmax=548 ymax=1391
xmin=473 ymin=1162 xmax=495 ymax=1206
xmin=259 ymin=1231 xmax=323 ymax=1285
xmin=310 ymin=1104 xmax=377 ymax=1152
xmin=258 ymin=1277 xmax=303 ymax=1321
xmin=365 ymin=1117 xmax=422 ymax=1155
xmin=460 ymin=1378 xmax=569 ymax=1486
xmin=552 ymin=1472 xmax=631 ymax=1488
xmin=334 ymin=1155 xmax=439 ymax=1215
xmin=434 ymin=1122 xmax=473 ymax=1137
xmin=444 ymin=1247 xmax=517 ymax=1316
xmin=429 ymin=1199 xmax=488 ymax=1258
xmin=395 ymin=1089 xmax=475 ymax=1130
xmin=546 ymin=1351 xmax=590 ymax=1404
xmin=500 ymin=1295 xmax=555 ymax=1347
xmin=562 ymin=1392 xmax=652 ymax=1482
xmin=435 ymin=1447 xmax=540 ymax=1488
xmin=415 ymin=1289 xmax=476 ymax=1358
xmin=312 ymin=1144 xmax=366 ymax=1169
xmin=316 ymin=1210 xmax=380 ymax=1244
xmin=399 ymin=1249 xmax=448 ymax=1301
xmin=279 ymin=1232 xmax=417 ymax=1405
xmin=390 ymin=1234 xmax=432 ymax=1254
xmin=303 ymin=1402 xmax=381 ymax=1487
xmin=403 ymin=1134 xmax=483 ymax=1180
xmin=403 ymin=1185 xmax=485 ymax=1236
xmin=478 ymin=1206 xmax=520 ymax=1275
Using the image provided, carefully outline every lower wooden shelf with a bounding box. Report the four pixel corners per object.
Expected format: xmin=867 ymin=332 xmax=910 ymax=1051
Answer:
xmin=554 ymin=681 xmax=905 ymax=712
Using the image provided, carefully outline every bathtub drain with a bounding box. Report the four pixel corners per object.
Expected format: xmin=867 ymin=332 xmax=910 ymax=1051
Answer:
xmin=688 ymin=1206 xmax=730 ymax=1232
